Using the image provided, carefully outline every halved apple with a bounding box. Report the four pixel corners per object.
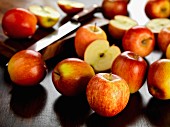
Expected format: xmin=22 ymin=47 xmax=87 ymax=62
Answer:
xmin=84 ymin=39 xmax=121 ymax=72
xmin=145 ymin=18 xmax=170 ymax=34
xmin=108 ymin=15 xmax=138 ymax=40
xmin=57 ymin=0 xmax=84 ymax=15
xmin=28 ymin=5 xmax=60 ymax=28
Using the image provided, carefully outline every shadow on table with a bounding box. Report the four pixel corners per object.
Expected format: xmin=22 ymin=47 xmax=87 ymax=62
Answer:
xmin=86 ymin=92 xmax=143 ymax=127
xmin=10 ymin=84 xmax=47 ymax=118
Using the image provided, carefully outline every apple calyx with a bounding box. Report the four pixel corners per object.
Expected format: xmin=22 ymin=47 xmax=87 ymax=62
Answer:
xmin=142 ymin=37 xmax=153 ymax=45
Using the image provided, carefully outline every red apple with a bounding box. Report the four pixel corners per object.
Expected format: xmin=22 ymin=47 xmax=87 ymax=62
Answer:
xmin=157 ymin=26 xmax=170 ymax=53
xmin=147 ymin=59 xmax=170 ymax=100
xmin=86 ymin=73 xmax=130 ymax=117
xmin=122 ymin=25 xmax=155 ymax=57
xmin=52 ymin=58 xmax=95 ymax=96
xmin=111 ymin=51 xmax=148 ymax=93
xmin=7 ymin=50 xmax=47 ymax=86
xmin=145 ymin=0 xmax=170 ymax=19
xmin=101 ymin=0 xmax=128 ymax=19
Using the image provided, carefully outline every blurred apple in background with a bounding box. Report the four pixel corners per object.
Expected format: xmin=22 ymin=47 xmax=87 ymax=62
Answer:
xmin=84 ymin=39 xmax=121 ymax=72
xmin=74 ymin=24 xmax=107 ymax=58
xmin=57 ymin=0 xmax=84 ymax=15
xmin=145 ymin=0 xmax=170 ymax=19
xmin=122 ymin=25 xmax=155 ymax=57
xmin=52 ymin=58 xmax=95 ymax=96
xmin=108 ymin=15 xmax=138 ymax=40
xmin=28 ymin=5 xmax=60 ymax=28
xmin=86 ymin=73 xmax=130 ymax=117
xmin=147 ymin=59 xmax=170 ymax=100
xmin=111 ymin=51 xmax=148 ymax=93
xmin=101 ymin=0 xmax=128 ymax=19
xmin=8 ymin=50 xmax=47 ymax=86
xmin=157 ymin=26 xmax=170 ymax=53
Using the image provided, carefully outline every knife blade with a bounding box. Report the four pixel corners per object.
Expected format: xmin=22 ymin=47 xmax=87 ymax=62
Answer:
xmin=27 ymin=4 xmax=101 ymax=52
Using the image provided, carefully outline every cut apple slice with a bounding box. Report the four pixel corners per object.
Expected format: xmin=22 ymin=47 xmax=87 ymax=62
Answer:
xmin=145 ymin=18 xmax=170 ymax=34
xmin=108 ymin=15 xmax=138 ymax=39
xmin=28 ymin=5 xmax=60 ymax=28
xmin=84 ymin=39 xmax=121 ymax=72
xmin=57 ymin=0 xmax=84 ymax=15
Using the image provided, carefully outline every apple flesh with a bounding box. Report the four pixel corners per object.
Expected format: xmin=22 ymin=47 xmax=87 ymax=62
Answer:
xmin=74 ymin=24 xmax=107 ymax=58
xmin=7 ymin=50 xmax=47 ymax=86
xmin=122 ymin=25 xmax=155 ymax=57
xmin=86 ymin=73 xmax=130 ymax=117
xmin=84 ymin=39 xmax=121 ymax=72
xmin=147 ymin=59 xmax=170 ymax=100
xmin=28 ymin=5 xmax=60 ymax=28
xmin=52 ymin=58 xmax=95 ymax=96
xmin=57 ymin=0 xmax=84 ymax=15
xmin=111 ymin=51 xmax=148 ymax=93
xmin=108 ymin=15 xmax=138 ymax=40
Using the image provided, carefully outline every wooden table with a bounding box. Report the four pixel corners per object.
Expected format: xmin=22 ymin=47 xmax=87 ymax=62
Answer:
xmin=0 ymin=0 xmax=168 ymax=127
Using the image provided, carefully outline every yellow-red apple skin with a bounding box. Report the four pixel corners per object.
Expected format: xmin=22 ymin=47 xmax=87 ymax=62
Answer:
xmin=8 ymin=50 xmax=47 ymax=86
xmin=111 ymin=51 xmax=148 ymax=93
xmin=74 ymin=24 xmax=107 ymax=58
xmin=157 ymin=26 xmax=170 ymax=53
xmin=86 ymin=73 xmax=130 ymax=117
xmin=145 ymin=0 xmax=170 ymax=19
xmin=122 ymin=26 xmax=155 ymax=57
xmin=147 ymin=59 xmax=170 ymax=100
xmin=52 ymin=58 xmax=95 ymax=96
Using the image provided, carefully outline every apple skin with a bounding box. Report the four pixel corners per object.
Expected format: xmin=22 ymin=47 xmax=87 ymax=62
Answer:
xmin=8 ymin=50 xmax=47 ymax=86
xmin=145 ymin=0 xmax=170 ymax=19
xmin=52 ymin=58 xmax=95 ymax=96
xmin=111 ymin=51 xmax=148 ymax=93
xmin=122 ymin=25 xmax=155 ymax=57
xmin=74 ymin=24 xmax=107 ymax=58
xmin=157 ymin=26 xmax=170 ymax=53
xmin=86 ymin=73 xmax=130 ymax=117
xmin=101 ymin=0 xmax=128 ymax=19
xmin=147 ymin=59 xmax=170 ymax=100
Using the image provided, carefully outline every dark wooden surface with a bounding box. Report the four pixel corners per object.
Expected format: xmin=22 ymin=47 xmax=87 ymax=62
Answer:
xmin=0 ymin=0 xmax=169 ymax=127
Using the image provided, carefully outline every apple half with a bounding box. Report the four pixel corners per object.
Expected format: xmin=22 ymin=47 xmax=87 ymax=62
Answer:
xmin=108 ymin=15 xmax=138 ymax=39
xmin=57 ymin=0 xmax=84 ymax=15
xmin=28 ymin=5 xmax=60 ymax=28
xmin=84 ymin=39 xmax=121 ymax=72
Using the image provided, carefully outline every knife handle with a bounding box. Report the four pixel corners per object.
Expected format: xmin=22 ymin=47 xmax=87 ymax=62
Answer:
xmin=71 ymin=4 xmax=101 ymax=23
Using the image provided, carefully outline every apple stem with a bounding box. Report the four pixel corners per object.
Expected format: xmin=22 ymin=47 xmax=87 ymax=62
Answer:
xmin=94 ymin=22 xmax=97 ymax=32
xmin=142 ymin=37 xmax=152 ymax=45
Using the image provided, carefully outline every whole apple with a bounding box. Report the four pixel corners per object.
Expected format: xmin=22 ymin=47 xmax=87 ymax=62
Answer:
xmin=52 ymin=58 xmax=95 ymax=96
xmin=86 ymin=73 xmax=130 ymax=117
xmin=111 ymin=51 xmax=148 ymax=93
xmin=74 ymin=24 xmax=107 ymax=58
xmin=145 ymin=0 xmax=170 ymax=19
xmin=101 ymin=0 xmax=128 ymax=19
xmin=8 ymin=50 xmax=47 ymax=86
xmin=157 ymin=26 xmax=170 ymax=53
xmin=147 ymin=59 xmax=170 ymax=100
xmin=122 ymin=25 xmax=155 ymax=57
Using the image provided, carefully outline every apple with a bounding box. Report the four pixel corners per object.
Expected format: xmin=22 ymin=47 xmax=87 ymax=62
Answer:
xmin=147 ymin=59 xmax=170 ymax=100
xmin=7 ymin=50 xmax=47 ymax=86
xmin=157 ymin=26 xmax=170 ymax=53
xmin=108 ymin=15 xmax=138 ymax=40
xmin=74 ymin=24 xmax=107 ymax=58
xmin=166 ymin=43 xmax=170 ymax=59
xmin=28 ymin=5 xmax=60 ymax=28
xmin=57 ymin=0 xmax=84 ymax=15
xmin=52 ymin=58 xmax=95 ymax=96
xmin=86 ymin=73 xmax=130 ymax=117
xmin=84 ymin=39 xmax=121 ymax=72
xmin=101 ymin=0 xmax=128 ymax=19
xmin=111 ymin=51 xmax=148 ymax=93
xmin=145 ymin=0 xmax=170 ymax=19
xmin=145 ymin=18 xmax=170 ymax=34
xmin=122 ymin=25 xmax=155 ymax=57
xmin=2 ymin=8 xmax=37 ymax=39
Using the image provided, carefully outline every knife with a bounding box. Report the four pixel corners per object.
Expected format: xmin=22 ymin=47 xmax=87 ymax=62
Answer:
xmin=27 ymin=4 xmax=101 ymax=52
